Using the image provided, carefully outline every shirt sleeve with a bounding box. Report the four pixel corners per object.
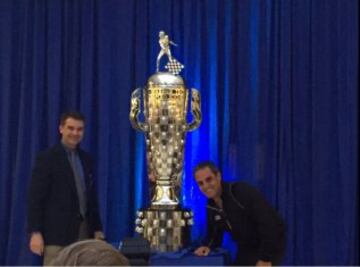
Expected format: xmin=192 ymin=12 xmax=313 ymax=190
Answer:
xmin=27 ymin=152 xmax=52 ymax=233
xmin=82 ymin=153 xmax=103 ymax=234
xmin=244 ymin=184 xmax=286 ymax=261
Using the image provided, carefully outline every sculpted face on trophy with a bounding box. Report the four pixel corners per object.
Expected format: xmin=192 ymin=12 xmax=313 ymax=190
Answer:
xmin=129 ymin=31 xmax=201 ymax=251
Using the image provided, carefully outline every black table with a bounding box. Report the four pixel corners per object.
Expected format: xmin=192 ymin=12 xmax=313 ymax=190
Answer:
xmin=150 ymin=248 xmax=230 ymax=266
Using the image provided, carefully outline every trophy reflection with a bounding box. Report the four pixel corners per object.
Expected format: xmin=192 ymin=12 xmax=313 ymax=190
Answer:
xmin=129 ymin=31 xmax=201 ymax=252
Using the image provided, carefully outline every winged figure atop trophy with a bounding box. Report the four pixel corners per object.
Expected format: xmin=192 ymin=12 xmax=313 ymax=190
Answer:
xmin=156 ymin=31 xmax=184 ymax=75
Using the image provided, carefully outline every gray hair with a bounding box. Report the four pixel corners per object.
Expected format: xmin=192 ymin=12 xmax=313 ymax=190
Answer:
xmin=50 ymin=239 xmax=129 ymax=266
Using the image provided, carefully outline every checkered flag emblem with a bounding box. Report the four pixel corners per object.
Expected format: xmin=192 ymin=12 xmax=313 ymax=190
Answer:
xmin=165 ymin=58 xmax=184 ymax=75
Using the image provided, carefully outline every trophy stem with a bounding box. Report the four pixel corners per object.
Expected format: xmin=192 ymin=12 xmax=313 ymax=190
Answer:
xmin=151 ymin=184 xmax=178 ymax=209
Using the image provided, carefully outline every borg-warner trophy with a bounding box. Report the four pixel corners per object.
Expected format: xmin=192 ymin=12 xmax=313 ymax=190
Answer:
xmin=129 ymin=31 xmax=202 ymax=252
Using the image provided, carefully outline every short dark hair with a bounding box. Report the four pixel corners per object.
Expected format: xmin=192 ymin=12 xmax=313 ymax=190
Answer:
xmin=50 ymin=239 xmax=129 ymax=266
xmin=60 ymin=111 xmax=85 ymax=125
xmin=193 ymin=160 xmax=220 ymax=177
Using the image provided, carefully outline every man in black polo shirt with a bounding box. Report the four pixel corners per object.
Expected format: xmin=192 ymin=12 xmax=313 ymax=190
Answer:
xmin=193 ymin=161 xmax=286 ymax=266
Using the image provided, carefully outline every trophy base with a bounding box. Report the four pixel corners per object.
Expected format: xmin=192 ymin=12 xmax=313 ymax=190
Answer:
xmin=150 ymin=202 xmax=178 ymax=210
xmin=135 ymin=207 xmax=193 ymax=252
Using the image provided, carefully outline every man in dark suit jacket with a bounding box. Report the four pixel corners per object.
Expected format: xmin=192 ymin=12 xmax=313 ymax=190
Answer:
xmin=27 ymin=111 xmax=104 ymax=265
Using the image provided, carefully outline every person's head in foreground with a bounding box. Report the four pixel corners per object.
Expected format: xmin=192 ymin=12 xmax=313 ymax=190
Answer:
xmin=50 ymin=239 xmax=129 ymax=266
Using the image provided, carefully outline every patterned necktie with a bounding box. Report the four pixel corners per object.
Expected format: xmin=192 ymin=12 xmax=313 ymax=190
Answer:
xmin=69 ymin=151 xmax=87 ymax=218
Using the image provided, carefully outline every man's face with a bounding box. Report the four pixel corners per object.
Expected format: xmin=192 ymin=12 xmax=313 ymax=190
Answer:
xmin=194 ymin=167 xmax=222 ymax=200
xmin=59 ymin=117 xmax=85 ymax=149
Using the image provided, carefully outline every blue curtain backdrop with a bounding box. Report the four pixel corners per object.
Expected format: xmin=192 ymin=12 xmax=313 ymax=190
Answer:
xmin=0 ymin=0 xmax=358 ymax=265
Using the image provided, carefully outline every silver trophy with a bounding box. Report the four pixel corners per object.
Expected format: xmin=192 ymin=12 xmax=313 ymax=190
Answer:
xmin=129 ymin=31 xmax=201 ymax=252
